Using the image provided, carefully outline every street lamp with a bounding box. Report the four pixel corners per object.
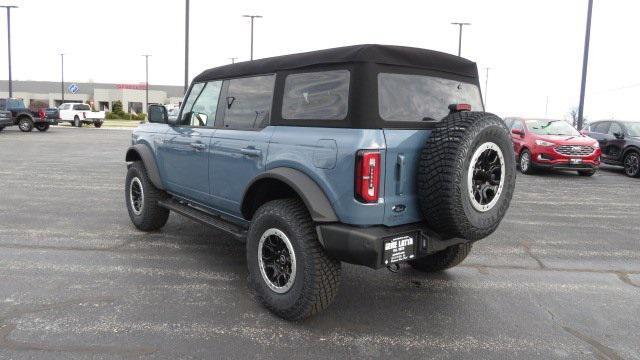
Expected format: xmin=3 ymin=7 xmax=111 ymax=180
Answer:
xmin=59 ymin=53 xmax=64 ymax=103
xmin=1 ymin=5 xmax=18 ymax=98
xmin=577 ymin=0 xmax=594 ymax=130
xmin=142 ymin=54 xmax=151 ymax=112
xmin=184 ymin=0 xmax=190 ymax=94
xmin=242 ymin=15 xmax=262 ymax=61
xmin=451 ymin=22 xmax=471 ymax=57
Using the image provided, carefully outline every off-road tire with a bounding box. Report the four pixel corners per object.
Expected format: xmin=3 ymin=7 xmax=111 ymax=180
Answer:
xmin=623 ymin=151 xmax=640 ymax=178
xmin=94 ymin=121 xmax=103 ymax=128
xmin=519 ymin=149 xmax=534 ymax=175
xmin=35 ymin=123 xmax=50 ymax=132
xmin=18 ymin=117 xmax=34 ymax=132
xmin=125 ymin=161 xmax=170 ymax=231
xmin=0 ymin=126 xmax=4 ymax=132
xmin=409 ymin=243 xmax=472 ymax=272
xmin=74 ymin=116 xmax=82 ymax=128
xmin=247 ymin=198 xmax=341 ymax=321
xmin=578 ymin=169 xmax=596 ymax=177
xmin=417 ymin=111 xmax=516 ymax=241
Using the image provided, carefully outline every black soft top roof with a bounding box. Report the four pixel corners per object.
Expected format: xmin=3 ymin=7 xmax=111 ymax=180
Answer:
xmin=193 ymin=44 xmax=478 ymax=82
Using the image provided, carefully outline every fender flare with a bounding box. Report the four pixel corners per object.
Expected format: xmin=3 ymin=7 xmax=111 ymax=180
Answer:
xmin=125 ymin=144 xmax=164 ymax=190
xmin=242 ymin=167 xmax=338 ymax=223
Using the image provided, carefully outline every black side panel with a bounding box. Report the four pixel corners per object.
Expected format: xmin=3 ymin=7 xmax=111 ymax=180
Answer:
xmin=242 ymin=167 xmax=338 ymax=223
xmin=125 ymin=144 xmax=164 ymax=190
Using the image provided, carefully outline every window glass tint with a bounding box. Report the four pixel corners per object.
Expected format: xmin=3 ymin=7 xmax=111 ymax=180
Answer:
xmin=378 ymin=73 xmax=483 ymax=122
xmin=608 ymin=122 xmax=623 ymax=135
xmin=188 ymin=81 xmax=222 ymax=127
xmin=224 ymin=75 xmax=275 ymax=129
xmin=525 ymin=119 xmax=579 ymax=136
xmin=73 ymin=104 xmax=91 ymax=111
xmin=592 ymin=122 xmax=609 ymax=134
xmin=180 ymin=82 xmax=205 ymax=125
xmin=623 ymin=122 xmax=640 ymax=137
xmin=282 ymin=70 xmax=349 ymax=120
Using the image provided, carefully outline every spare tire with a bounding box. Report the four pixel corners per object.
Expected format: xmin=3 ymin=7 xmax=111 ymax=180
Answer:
xmin=417 ymin=111 xmax=516 ymax=241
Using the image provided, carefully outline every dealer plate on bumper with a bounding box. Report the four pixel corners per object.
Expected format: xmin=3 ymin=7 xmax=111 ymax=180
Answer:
xmin=383 ymin=233 xmax=417 ymax=265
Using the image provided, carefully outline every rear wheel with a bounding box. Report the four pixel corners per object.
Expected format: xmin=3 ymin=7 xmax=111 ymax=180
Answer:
xmin=519 ymin=149 xmax=534 ymax=174
xmin=74 ymin=116 xmax=82 ymax=127
xmin=417 ymin=111 xmax=516 ymax=241
xmin=624 ymin=151 xmax=640 ymax=177
xmin=18 ymin=117 xmax=33 ymax=132
xmin=125 ymin=161 xmax=170 ymax=231
xmin=94 ymin=121 xmax=103 ymax=128
xmin=247 ymin=198 xmax=341 ymax=321
xmin=409 ymin=243 xmax=472 ymax=272
xmin=35 ymin=123 xmax=50 ymax=132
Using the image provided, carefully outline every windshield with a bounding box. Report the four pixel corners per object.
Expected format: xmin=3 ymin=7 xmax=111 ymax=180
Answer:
xmin=525 ymin=119 xmax=579 ymax=136
xmin=622 ymin=122 xmax=640 ymax=137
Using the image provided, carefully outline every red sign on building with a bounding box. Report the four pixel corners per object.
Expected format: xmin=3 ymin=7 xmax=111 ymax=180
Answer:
xmin=116 ymin=83 xmax=148 ymax=90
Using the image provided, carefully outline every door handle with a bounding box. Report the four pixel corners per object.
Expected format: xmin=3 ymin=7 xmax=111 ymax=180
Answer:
xmin=191 ymin=142 xmax=206 ymax=150
xmin=240 ymin=147 xmax=262 ymax=157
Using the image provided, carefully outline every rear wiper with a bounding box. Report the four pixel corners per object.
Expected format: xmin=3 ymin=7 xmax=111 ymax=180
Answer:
xmin=422 ymin=117 xmax=436 ymax=121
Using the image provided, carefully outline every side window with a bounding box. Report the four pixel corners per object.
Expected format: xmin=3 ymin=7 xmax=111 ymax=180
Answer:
xmin=608 ymin=122 xmax=623 ymax=136
xmin=179 ymin=82 xmax=205 ymax=125
xmin=511 ymin=120 xmax=524 ymax=132
xmin=593 ymin=122 xmax=609 ymax=134
xmin=223 ymin=75 xmax=275 ymax=129
xmin=282 ymin=70 xmax=350 ymax=120
xmin=186 ymin=81 xmax=222 ymax=127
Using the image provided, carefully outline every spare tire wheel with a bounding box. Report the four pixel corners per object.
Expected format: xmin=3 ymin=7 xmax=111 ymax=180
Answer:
xmin=417 ymin=111 xmax=516 ymax=241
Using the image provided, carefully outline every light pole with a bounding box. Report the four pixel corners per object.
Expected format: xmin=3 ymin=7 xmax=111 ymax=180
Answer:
xmin=59 ymin=53 xmax=64 ymax=103
xmin=1 ymin=5 xmax=18 ymax=97
xmin=451 ymin=22 xmax=471 ymax=57
xmin=142 ymin=54 xmax=151 ymax=112
xmin=242 ymin=15 xmax=262 ymax=61
xmin=184 ymin=0 xmax=189 ymax=94
xmin=577 ymin=0 xmax=594 ymax=130
xmin=229 ymin=57 xmax=237 ymax=64
xmin=484 ymin=67 xmax=490 ymax=109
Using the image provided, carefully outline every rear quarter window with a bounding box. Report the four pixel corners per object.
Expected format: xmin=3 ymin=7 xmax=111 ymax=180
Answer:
xmin=378 ymin=73 xmax=483 ymax=122
xmin=282 ymin=70 xmax=350 ymax=120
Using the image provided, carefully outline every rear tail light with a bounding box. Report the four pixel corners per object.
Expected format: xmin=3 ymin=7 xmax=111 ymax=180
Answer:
xmin=448 ymin=103 xmax=472 ymax=112
xmin=355 ymin=150 xmax=381 ymax=203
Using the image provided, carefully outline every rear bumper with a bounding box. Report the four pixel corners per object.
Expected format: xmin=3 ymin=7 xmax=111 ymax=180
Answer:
xmin=316 ymin=222 xmax=471 ymax=269
xmin=35 ymin=118 xmax=58 ymax=125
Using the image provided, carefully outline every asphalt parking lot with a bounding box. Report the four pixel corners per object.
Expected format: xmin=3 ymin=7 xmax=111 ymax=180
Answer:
xmin=0 ymin=126 xmax=638 ymax=359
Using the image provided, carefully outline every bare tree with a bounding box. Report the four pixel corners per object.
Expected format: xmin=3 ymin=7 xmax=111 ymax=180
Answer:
xmin=569 ymin=107 xmax=579 ymax=128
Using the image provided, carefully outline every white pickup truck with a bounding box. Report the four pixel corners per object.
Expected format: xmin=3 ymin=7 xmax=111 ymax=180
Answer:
xmin=58 ymin=103 xmax=105 ymax=128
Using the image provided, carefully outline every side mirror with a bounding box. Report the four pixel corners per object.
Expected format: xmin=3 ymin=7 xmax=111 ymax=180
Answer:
xmin=580 ymin=129 xmax=588 ymax=136
xmin=148 ymin=104 xmax=168 ymax=124
xmin=511 ymin=129 xmax=524 ymax=137
xmin=613 ymin=132 xmax=624 ymax=140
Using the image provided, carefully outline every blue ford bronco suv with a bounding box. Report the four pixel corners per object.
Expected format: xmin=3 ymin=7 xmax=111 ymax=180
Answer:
xmin=125 ymin=45 xmax=516 ymax=320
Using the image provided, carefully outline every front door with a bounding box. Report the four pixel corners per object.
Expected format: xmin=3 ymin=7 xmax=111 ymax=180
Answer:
xmin=210 ymin=75 xmax=276 ymax=216
xmin=158 ymin=81 xmax=223 ymax=205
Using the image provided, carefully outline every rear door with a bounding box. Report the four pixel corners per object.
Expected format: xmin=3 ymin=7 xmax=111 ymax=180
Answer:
xmin=158 ymin=81 xmax=222 ymax=205
xmin=606 ymin=122 xmax=626 ymax=162
xmin=210 ymin=75 xmax=276 ymax=216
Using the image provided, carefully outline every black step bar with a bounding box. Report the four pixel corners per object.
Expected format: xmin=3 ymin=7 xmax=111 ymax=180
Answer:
xmin=158 ymin=198 xmax=247 ymax=241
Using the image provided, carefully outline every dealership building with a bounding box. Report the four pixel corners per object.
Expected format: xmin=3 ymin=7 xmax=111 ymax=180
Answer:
xmin=0 ymin=80 xmax=184 ymax=113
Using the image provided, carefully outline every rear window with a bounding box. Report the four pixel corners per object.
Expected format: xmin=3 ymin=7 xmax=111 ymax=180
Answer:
xmin=282 ymin=70 xmax=350 ymax=120
xmin=378 ymin=73 xmax=483 ymax=122
xmin=73 ymin=104 xmax=91 ymax=111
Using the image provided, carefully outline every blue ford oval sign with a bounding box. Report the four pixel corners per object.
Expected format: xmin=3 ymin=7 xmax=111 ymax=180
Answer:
xmin=68 ymin=83 xmax=79 ymax=94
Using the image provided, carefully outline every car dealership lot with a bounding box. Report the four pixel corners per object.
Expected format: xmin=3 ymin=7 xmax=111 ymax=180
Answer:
xmin=0 ymin=127 xmax=638 ymax=359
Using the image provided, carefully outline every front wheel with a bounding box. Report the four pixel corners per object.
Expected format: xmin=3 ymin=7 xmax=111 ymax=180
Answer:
xmin=125 ymin=162 xmax=170 ymax=231
xmin=35 ymin=123 xmax=50 ymax=132
xmin=74 ymin=116 xmax=83 ymax=128
xmin=247 ymin=199 xmax=341 ymax=321
xmin=624 ymin=151 xmax=640 ymax=178
xmin=519 ymin=149 xmax=534 ymax=174
xmin=18 ymin=118 xmax=34 ymax=132
xmin=409 ymin=243 xmax=472 ymax=272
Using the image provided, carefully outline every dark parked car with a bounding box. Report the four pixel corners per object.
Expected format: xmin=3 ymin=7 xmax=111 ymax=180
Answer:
xmin=584 ymin=120 xmax=640 ymax=177
xmin=0 ymin=110 xmax=11 ymax=131
xmin=125 ymin=44 xmax=516 ymax=320
xmin=0 ymin=98 xmax=58 ymax=132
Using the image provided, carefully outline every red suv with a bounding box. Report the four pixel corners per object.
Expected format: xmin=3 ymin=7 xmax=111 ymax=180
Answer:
xmin=504 ymin=118 xmax=601 ymax=176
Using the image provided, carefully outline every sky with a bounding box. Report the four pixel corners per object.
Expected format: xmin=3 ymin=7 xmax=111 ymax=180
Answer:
xmin=0 ymin=0 xmax=639 ymax=121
